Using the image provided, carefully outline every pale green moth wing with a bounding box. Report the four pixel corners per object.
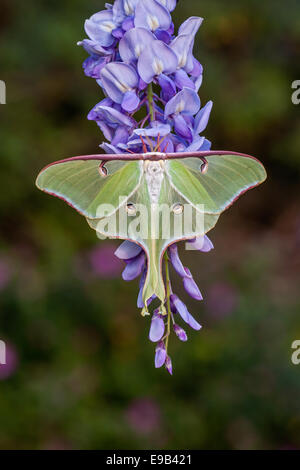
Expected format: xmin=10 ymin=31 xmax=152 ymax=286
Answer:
xmin=87 ymin=167 xmax=219 ymax=303
xmin=166 ymin=153 xmax=267 ymax=214
xmin=36 ymin=158 xmax=143 ymax=219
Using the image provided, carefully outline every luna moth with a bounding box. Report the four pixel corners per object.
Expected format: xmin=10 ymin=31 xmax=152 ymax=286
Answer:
xmin=36 ymin=149 xmax=266 ymax=304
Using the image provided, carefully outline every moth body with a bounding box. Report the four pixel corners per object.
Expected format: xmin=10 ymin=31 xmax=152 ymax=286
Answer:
xmin=144 ymin=160 xmax=165 ymax=203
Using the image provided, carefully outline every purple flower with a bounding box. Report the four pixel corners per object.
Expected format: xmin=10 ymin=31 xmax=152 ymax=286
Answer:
xmin=174 ymin=69 xmax=195 ymax=90
xmin=134 ymin=0 xmax=171 ymax=32
xmin=194 ymin=101 xmax=213 ymax=135
xmin=158 ymin=74 xmax=176 ymax=101
xmin=100 ymin=62 xmax=140 ymax=111
xmin=85 ymin=10 xmax=118 ymax=48
xmin=119 ymin=27 xmax=155 ymax=63
xmin=155 ymin=341 xmax=167 ymax=368
xmin=168 ymin=244 xmax=186 ymax=277
xmin=120 ymin=0 xmax=139 ymax=18
xmin=134 ymin=121 xmax=171 ymax=137
xmin=156 ymin=0 xmax=177 ymax=11
xmin=137 ymin=40 xmax=178 ymax=84
xmin=78 ymin=39 xmax=114 ymax=57
xmin=83 ymin=56 xmax=110 ymax=79
xmin=182 ymin=268 xmax=203 ymax=301
xmin=112 ymin=0 xmax=127 ymax=24
xmin=149 ymin=311 xmax=165 ymax=342
xmin=170 ymin=17 xmax=203 ymax=73
xmin=178 ymin=16 xmax=204 ymax=37
xmin=170 ymin=294 xmax=202 ymax=331
xmin=165 ymin=88 xmax=200 ymax=118
xmin=122 ymin=251 xmax=146 ymax=281
xmin=115 ymin=240 xmax=143 ymax=260
xmin=173 ymin=324 xmax=188 ymax=342
xmin=165 ymin=88 xmax=200 ymax=140
xmin=186 ymin=235 xmax=214 ymax=252
xmin=168 ymin=244 xmax=203 ymax=300
xmin=88 ymin=103 xmax=134 ymax=143
xmin=165 ymin=355 xmax=173 ymax=375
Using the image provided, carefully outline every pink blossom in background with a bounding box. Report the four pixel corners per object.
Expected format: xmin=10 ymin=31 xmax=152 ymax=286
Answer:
xmin=125 ymin=398 xmax=162 ymax=435
xmin=0 ymin=342 xmax=18 ymax=380
xmin=0 ymin=257 xmax=12 ymax=291
xmin=89 ymin=243 xmax=123 ymax=279
xmin=205 ymin=282 xmax=239 ymax=318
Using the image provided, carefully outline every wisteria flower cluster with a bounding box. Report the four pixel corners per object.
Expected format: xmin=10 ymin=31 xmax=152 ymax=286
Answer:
xmin=78 ymin=0 xmax=215 ymax=374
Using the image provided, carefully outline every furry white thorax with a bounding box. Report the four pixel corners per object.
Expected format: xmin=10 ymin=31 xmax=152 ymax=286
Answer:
xmin=144 ymin=160 xmax=165 ymax=203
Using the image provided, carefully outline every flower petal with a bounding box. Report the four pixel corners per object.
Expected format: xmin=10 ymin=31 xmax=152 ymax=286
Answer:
xmin=119 ymin=27 xmax=155 ymax=63
xmin=100 ymin=62 xmax=139 ymax=104
xmin=112 ymin=0 xmax=127 ymax=23
xmin=185 ymin=136 xmax=205 ymax=152
xmin=158 ymin=74 xmax=177 ymax=102
xmin=173 ymin=324 xmax=188 ymax=342
xmin=134 ymin=121 xmax=171 ymax=137
xmin=165 ymin=355 xmax=173 ymax=375
xmin=182 ymin=268 xmax=203 ymax=301
xmin=174 ymin=69 xmax=195 ymax=90
xmin=178 ymin=16 xmax=203 ymax=37
xmin=88 ymin=104 xmax=134 ymax=128
xmin=115 ymin=240 xmax=143 ymax=260
xmin=168 ymin=244 xmax=186 ymax=278
xmin=122 ymin=90 xmax=140 ymax=112
xmin=170 ymin=34 xmax=195 ymax=72
xmin=134 ymin=0 xmax=171 ymax=32
xmin=85 ymin=10 xmax=117 ymax=47
xmin=83 ymin=56 xmax=108 ymax=79
xmin=156 ymin=0 xmax=177 ymax=11
xmin=194 ymin=101 xmax=213 ymax=135
xmin=164 ymin=88 xmax=200 ymax=118
xmin=77 ymin=39 xmax=113 ymax=56
xmin=111 ymin=126 xmax=129 ymax=146
xmin=122 ymin=0 xmax=139 ymax=17
xmin=138 ymin=40 xmax=178 ymax=84
xmin=100 ymin=142 xmax=120 ymax=154
xmin=186 ymin=235 xmax=214 ymax=252
xmin=173 ymin=114 xmax=193 ymax=141
xmin=149 ymin=315 xmax=165 ymax=342
xmin=170 ymin=294 xmax=202 ymax=330
xmin=155 ymin=341 xmax=167 ymax=368
xmin=122 ymin=252 xmax=145 ymax=281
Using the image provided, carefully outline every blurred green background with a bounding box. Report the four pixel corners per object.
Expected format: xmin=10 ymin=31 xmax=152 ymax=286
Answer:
xmin=0 ymin=0 xmax=299 ymax=450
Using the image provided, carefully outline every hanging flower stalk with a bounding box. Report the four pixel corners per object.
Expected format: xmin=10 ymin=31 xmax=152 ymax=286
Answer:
xmin=36 ymin=0 xmax=266 ymax=375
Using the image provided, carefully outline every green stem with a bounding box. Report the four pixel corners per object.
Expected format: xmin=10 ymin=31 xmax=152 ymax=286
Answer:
xmin=164 ymin=252 xmax=171 ymax=353
xmin=147 ymin=83 xmax=155 ymax=122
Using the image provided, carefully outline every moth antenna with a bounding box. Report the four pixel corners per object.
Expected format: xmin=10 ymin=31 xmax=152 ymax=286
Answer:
xmin=126 ymin=148 xmax=136 ymax=154
xmin=139 ymin=135 xmax=148 ymax=153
